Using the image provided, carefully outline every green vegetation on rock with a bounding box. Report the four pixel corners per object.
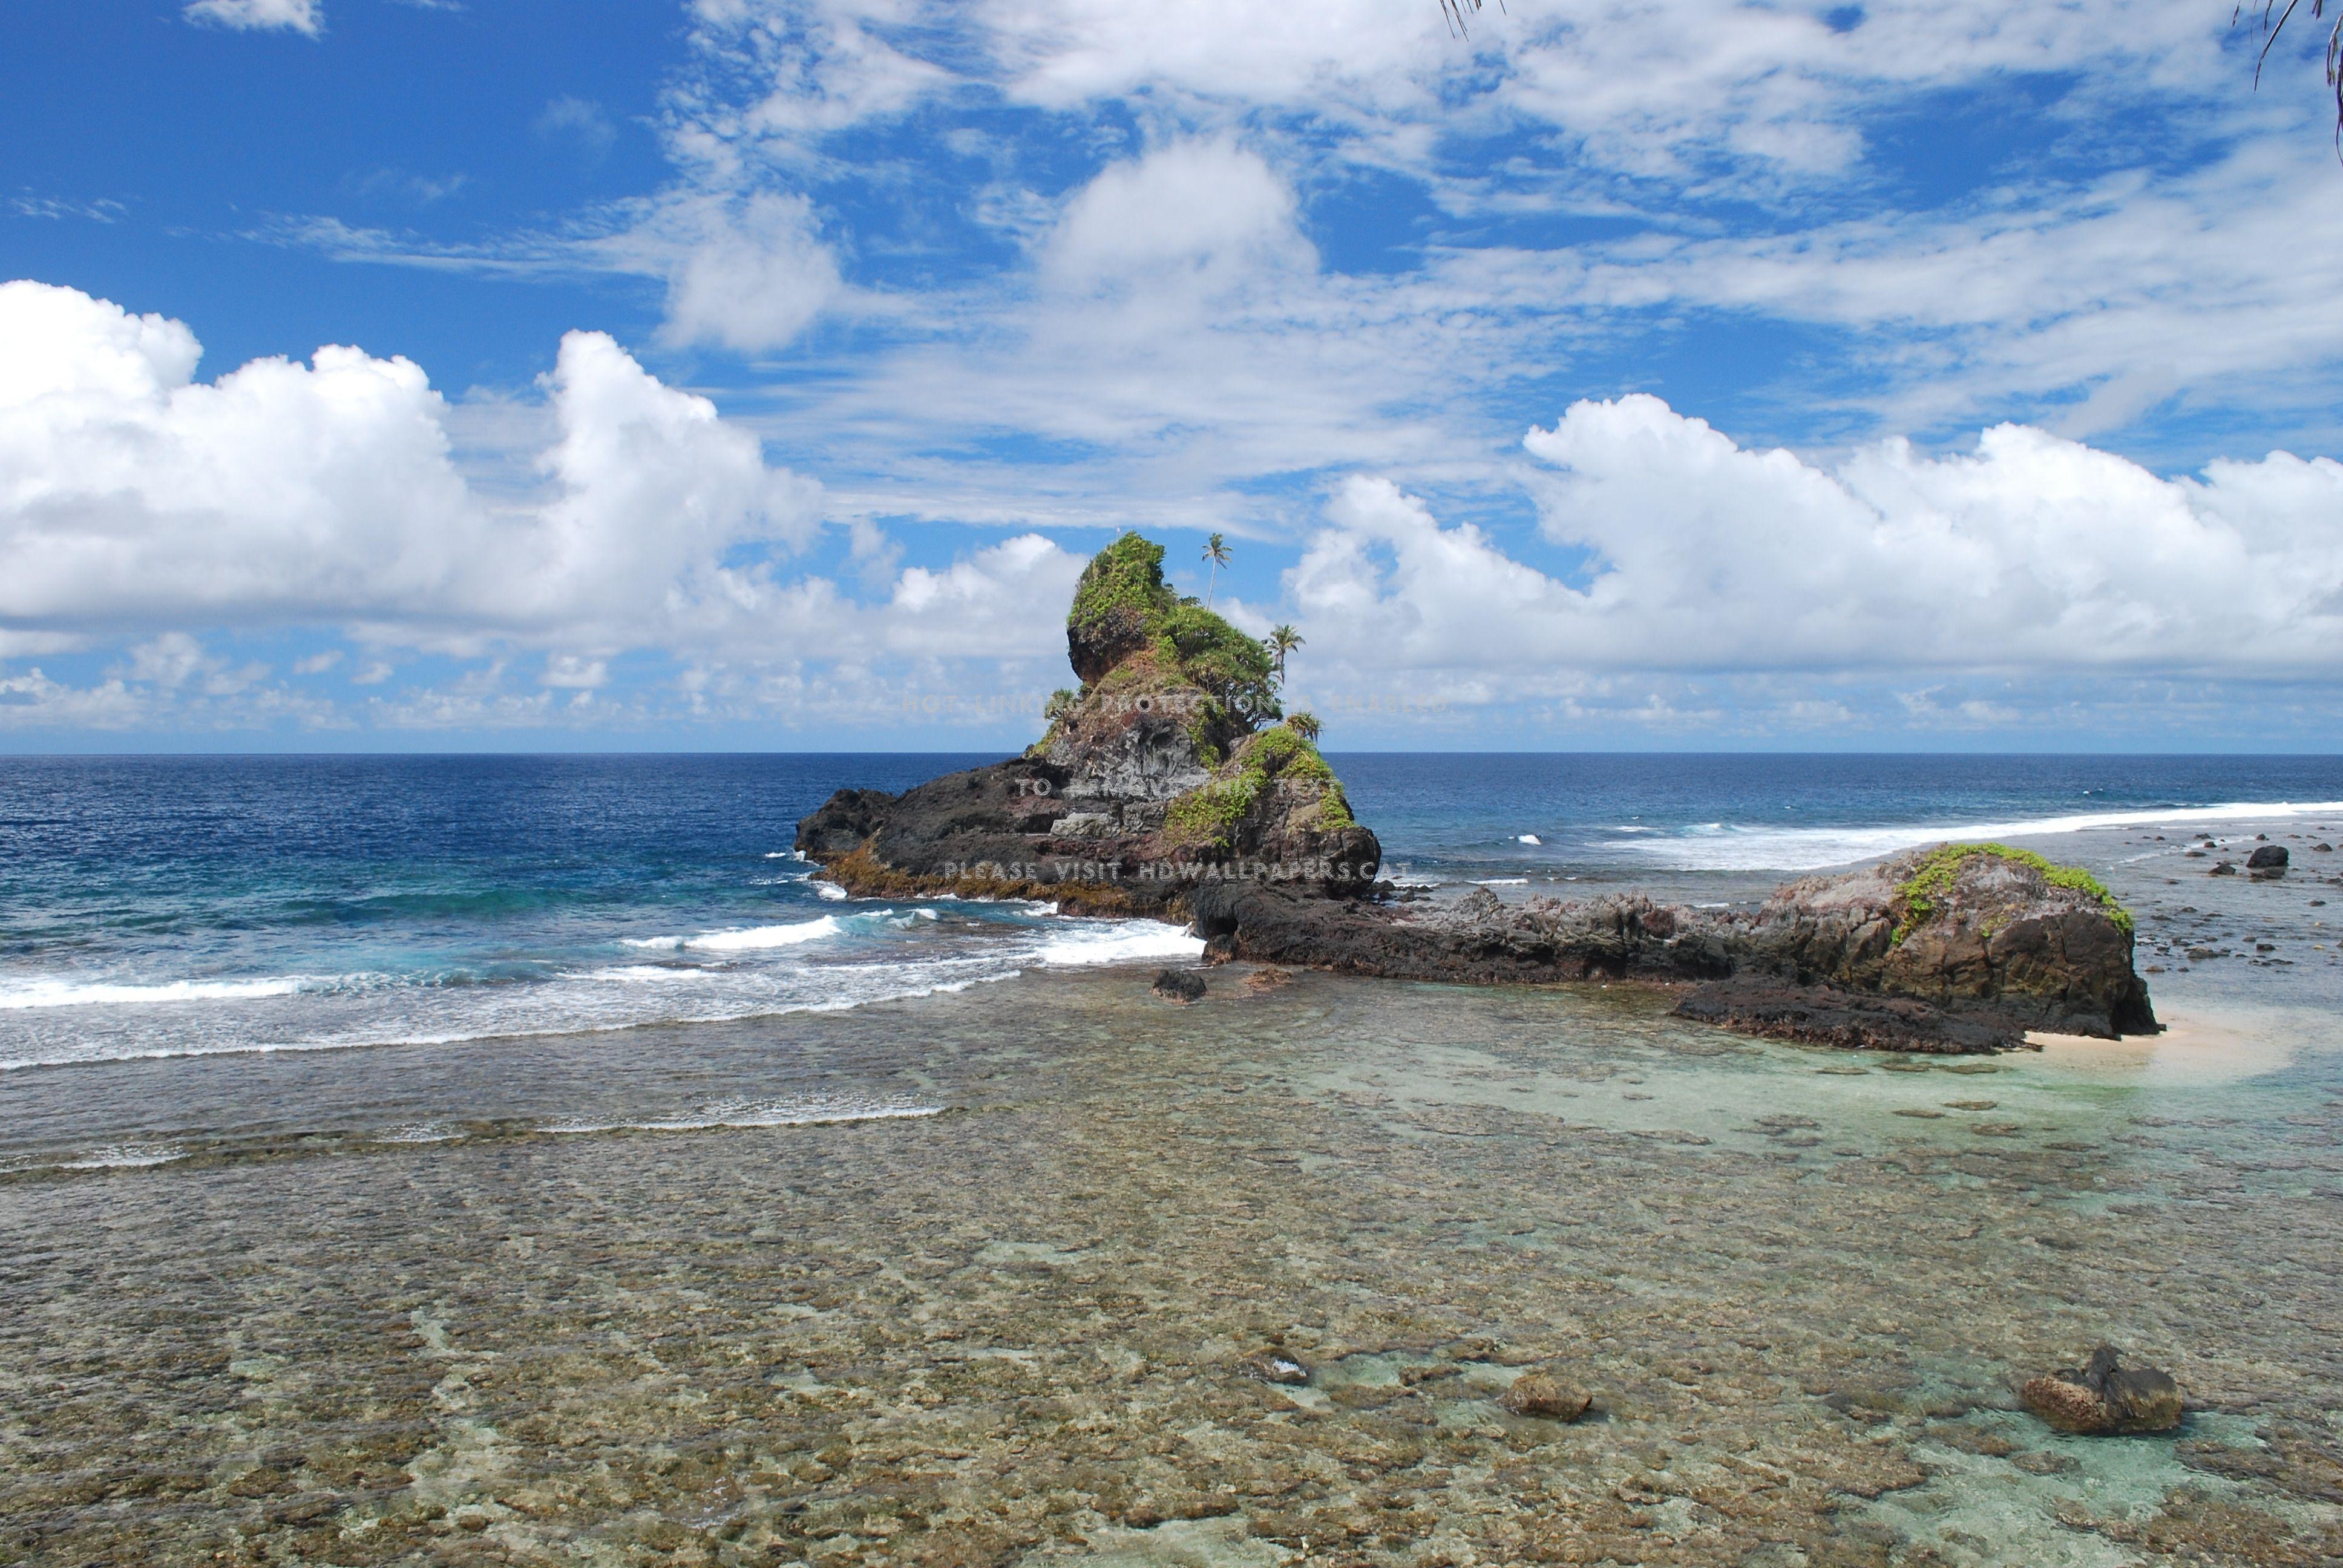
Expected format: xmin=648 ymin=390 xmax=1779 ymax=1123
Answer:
xmin=1067 ymin=534 xmax=1175 ymax=670
xmin=1891 ymin=843 xmax=2133 ymax=944
xmin=1164 ymin=725 xmax=1355 ymax=849
xmin=1065 ymin=532 xmax=1278 ymax=718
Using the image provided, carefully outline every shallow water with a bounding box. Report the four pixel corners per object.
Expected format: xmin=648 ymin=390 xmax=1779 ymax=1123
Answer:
xmin=5 ymin=907 xmax=2342 ymax=1564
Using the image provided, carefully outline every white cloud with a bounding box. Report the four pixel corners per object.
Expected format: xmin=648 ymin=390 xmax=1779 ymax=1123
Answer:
xmin=185 ymin=0 xmax=321 ymax=36
xmin=0 ymin=281 xmax=1121 ymax=733
xmin=535 ymin=96 xmax=617 ymax=159
xmin=1042 ymin=140 xmax=1312 ymax=295
xmin=0 ymin=280 xmax=821 ymax=645
xmin=1279 ymin=397 xmax=2343 ymax=697
xmin=647 ymin=193 xmax=845 ymax=353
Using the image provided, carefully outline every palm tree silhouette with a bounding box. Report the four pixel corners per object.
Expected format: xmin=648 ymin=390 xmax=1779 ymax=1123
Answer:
xmin=1266 ymin=624 xmax=1303 ymax=683
xmin=1202 ymin=532 xmax=1231 ymax=607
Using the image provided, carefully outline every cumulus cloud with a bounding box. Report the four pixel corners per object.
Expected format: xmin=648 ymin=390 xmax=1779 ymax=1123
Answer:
xmin=1282 ymin=397 xmax=2343 ymax=695
xmin=185 ymin=0 xmax=321 ymax=35
xmin=0 ymin=280 xmax=819 ymax=644
xmin=0 ymin=281 xmax=1118 ymax=734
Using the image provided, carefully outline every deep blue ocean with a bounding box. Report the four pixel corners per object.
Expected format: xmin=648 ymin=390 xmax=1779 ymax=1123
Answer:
xmin=5 ymin=752 xmax=2342 ymax=1073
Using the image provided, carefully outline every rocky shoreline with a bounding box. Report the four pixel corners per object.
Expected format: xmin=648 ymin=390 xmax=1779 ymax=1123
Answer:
xmin=798 ymin=533 xmax=2158 ymax=1053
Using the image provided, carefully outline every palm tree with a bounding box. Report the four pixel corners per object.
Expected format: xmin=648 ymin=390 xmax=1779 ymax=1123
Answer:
xmin=1202 ymin=532 xmax=1231 ymax=607
xmin=2241 ymin=2 xmax=2343 ymax=143
xmin=1265 ymin=625 xmax=1303 ymax=683
xmin=1287 ymin=711 xmax=1322 ymax=743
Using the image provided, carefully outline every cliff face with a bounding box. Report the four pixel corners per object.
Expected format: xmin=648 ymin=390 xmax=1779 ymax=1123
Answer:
xmin=795 ymin=534 xmax=1381 ymax=913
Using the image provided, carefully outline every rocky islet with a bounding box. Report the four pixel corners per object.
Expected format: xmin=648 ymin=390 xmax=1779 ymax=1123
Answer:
xmin=799 ymin=534 xmax=2161 ymax=1054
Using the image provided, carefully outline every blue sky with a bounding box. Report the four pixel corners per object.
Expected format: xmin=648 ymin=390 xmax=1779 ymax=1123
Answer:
xmin=4 ymin=0 xmax=2342 ymax=751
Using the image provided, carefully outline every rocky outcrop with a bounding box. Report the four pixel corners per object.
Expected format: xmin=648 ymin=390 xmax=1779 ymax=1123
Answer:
xmin=795 ymin=534 xmax=1380 ymax=913
xmin=797 ymin=534 xmax=2157 ymax=1053
xmin=1192 ymin=844 xmax=2155 ymax=1046
xmin=1709 ymin=843 xmax=2158 ymax=1037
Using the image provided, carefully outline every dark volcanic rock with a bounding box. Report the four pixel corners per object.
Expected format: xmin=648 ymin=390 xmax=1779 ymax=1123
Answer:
xmin=1150 ymin=969 xmax=1205 ymax=1004
xmin=1188 ymin=881 xmax=1734 ymax=985
xmin=1673 ymin=976 xmax=2034 ymax=1054
xmin=2247 ymin=844 xmax=2289 ymax=876
xmin=2022 ymin=1347 xmax=2183 ymax=1435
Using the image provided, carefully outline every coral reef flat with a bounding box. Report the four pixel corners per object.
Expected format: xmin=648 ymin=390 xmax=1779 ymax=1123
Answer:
xmin=4 ymin=964 xmax=2339 ymax=1566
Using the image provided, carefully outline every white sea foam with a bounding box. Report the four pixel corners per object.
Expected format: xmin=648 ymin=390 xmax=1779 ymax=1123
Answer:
xmin=542 ymin=1098 xmax=942 ymax=1135
xmin=0 ymin=976 xmax=307 ymax=1011
xmin=815 ymin=882 xmax=849 ymax=901
xmin=1473 ymin=877 xmax=1530 ymax=886
xmin=57 ymin=1145 xmax=186 ymax=1170
xmin=1518 ymin=834 xmax=1542 ymax=844
xmin=1029 ymin=920 xmax=1205 ymax=966
xmin=1617 ymin=799 xmax=2343 ymax=872
xmin=626 ymin=916 xmax=846 ymax=953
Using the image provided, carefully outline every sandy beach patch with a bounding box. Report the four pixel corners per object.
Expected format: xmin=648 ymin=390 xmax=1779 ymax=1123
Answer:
xmin=2025 ymin=1007 xmax=2304 ymax=1085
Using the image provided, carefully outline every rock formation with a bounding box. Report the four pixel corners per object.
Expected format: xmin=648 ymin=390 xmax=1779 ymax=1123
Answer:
xmin=796 ymin=533 xmax=1380 ymax=915
xmin=798 ymin=534 xmax=2158 ymax=1053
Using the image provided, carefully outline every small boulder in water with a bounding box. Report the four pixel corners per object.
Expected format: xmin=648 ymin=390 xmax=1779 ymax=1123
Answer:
xmin=2209 ymin=861 xmax=2238 ymax=877
xmin=1501 ymin=1370 xmax=1593 ymax=1421
xmin=2021 ymin=1346 xmax=2183 ymax=1434
xmin=1151 ymin=969 xmax=1206 ymax=1004
xmin=2247 ymin=844 xmax=2289 ymax=877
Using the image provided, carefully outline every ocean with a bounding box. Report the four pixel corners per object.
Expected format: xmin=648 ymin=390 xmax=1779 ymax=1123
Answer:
xmin=7 ymin=751 xmax=2343 ymax=1076
xmin=4 ymin=753 xmax=2341 ymax=1564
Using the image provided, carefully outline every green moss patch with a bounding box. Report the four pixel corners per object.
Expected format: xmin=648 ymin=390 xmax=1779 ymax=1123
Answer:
xmin=1892 ymin=843 xmax=2133 ymax=944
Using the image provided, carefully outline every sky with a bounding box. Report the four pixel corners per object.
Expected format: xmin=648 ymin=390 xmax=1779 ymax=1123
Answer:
xmin=4 ymin=0 xmax=2342 ymax=753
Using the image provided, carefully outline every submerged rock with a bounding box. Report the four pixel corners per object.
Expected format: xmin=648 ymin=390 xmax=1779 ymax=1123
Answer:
xmin=2022 ymin=1347 xmax=2183 ymax=1434
xmin=1150 ymin=969 xmax=1206 ymax=1004
xmin=1500 ymin=1371 xmax=1593 ymax=1421
xmin=1673 ymin=978 xmax=2033 ymax=1054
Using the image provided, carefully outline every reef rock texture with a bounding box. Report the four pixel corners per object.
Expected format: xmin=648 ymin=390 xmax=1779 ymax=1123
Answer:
xmin=798 ymin=535 xmax=2157 ymax=1053
xmin=795 ymin=534 xmax=1381 ymax=914
xmin=2022 ymin=1347 xmax=2185 ymax=1435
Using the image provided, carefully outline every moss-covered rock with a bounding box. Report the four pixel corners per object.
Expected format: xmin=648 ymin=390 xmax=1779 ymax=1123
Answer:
xmin=1064 ymin=533 xmax=1279 ymax=720
xmin=1067 ymin=534 xmax=1176 ymax=684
